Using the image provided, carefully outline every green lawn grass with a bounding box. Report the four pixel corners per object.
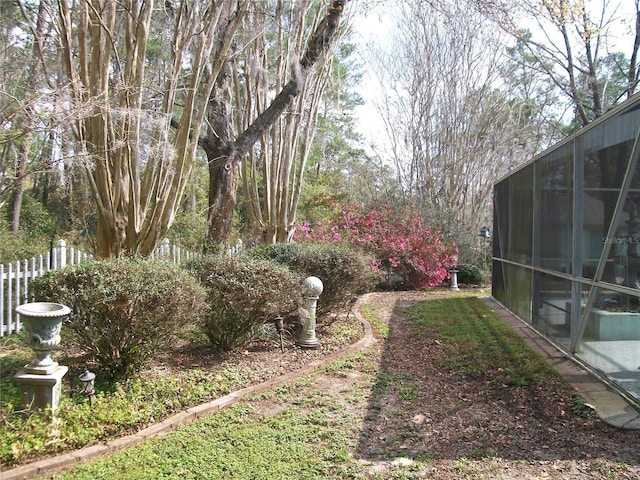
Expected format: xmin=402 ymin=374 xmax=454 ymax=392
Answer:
xmin=0 ymin=317 xmax=361 ymax=468
xmin=35 ymin=355 xmax=378 ymax=480
xmin=406 ymin=296 xmax=562 ymax=386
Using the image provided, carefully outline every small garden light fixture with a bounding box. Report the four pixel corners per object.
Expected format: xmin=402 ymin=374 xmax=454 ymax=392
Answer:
xmin=480 ymin=226 xmax=491 ymax=267
xmin=274 ymin=316 xmax=285 ymax=333
xmin=273 ymin=316 xmax=285 ymax=352
xmin=79 ymin=369 xmax=96 ymax=406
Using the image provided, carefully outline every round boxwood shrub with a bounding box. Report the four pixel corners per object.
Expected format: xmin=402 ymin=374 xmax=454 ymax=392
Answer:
xmin=186 ymin=255 xmax=303 ymax=351
xmin=456 ymin=263 xmax=486 ymax=285
xmin=31 ymin=258 xmax=208 ymax=380
xmin=250 ymin=243 xmax=377 ymax=316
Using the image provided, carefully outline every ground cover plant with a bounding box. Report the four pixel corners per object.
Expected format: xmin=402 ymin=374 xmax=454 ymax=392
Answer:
xmin=3 ymin=291 xmax=638 ymax=479
xmin=0 ymin=336 xmax=255 ymax=466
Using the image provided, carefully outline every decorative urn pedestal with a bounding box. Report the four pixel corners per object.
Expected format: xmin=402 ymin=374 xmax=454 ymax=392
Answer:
xmin=297 ymin=276 xmax=323 ymax=349
xmin=449 ymin=269 xmax=460 ymax=291
xmin=13 ymin=302 xmax=71 ymax=417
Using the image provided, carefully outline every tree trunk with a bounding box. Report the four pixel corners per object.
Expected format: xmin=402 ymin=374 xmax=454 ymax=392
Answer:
xmin=203 ymin=0 xmax=348 ymax=250
xmin=9 ymin=185 xmax=24 ymax=233
xmin=205 ymin=152 xmax=240 ymax=254
xmin=628 ymin=3 xmax=640 ymax=98
xmin=203 ymin=52 xmax=235 ymax=254
xmin=9 ymin=0 xmax=49 ymax=233
xmin=55 ymin=0 xmax=248 ymax=259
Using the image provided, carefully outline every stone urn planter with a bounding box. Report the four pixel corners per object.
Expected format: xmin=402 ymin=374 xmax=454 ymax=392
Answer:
xmin=16 ymin=302 xmax=71 ymax=375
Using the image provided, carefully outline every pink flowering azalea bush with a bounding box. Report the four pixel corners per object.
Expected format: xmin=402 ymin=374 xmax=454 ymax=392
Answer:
xmin=295 ymin=204 xmax=458 ymax=289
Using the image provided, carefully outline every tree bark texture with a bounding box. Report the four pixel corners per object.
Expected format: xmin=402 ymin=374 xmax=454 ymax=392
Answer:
xmin=203 ymin=0 xmax=348 ymax=251
xmin=56 ymin=0 xmax=246 ymax=258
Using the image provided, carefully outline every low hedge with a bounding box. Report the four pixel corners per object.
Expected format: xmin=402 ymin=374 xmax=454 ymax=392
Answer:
xmin=250 ymin=243 xmax=377 ymax=316
xmin=186 ymin=255 xmax=303 ymax=351
xmin=31 ymin=258 xmax=208 ymax=380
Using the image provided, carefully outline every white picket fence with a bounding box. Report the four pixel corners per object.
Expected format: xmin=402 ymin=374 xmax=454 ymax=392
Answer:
xmin=0 ymin=238 xmax=200 ymax=337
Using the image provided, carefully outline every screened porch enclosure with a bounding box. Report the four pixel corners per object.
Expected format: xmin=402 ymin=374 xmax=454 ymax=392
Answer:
xmin=493 ymin=94 xmax=640 ymax=404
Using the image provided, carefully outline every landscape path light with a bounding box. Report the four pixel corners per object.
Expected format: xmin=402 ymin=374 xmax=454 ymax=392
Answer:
xmin=480 ymin=226 xmax=491 ymax=266
xmin=273 ymin=316 xmax=285 ymax=352
xmin=79 ymin=369 xmax=96 ymax=406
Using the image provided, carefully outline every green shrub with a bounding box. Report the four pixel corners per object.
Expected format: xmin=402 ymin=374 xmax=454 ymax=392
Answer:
xmin=186 ymin=256 xmax=303 ymax=351
xmin=0 ymin=217 xmax=51 ymax=264
xmin=31 ymin=259 xmax=208 ymax=380
xmin=456 ymin=263 xmax=485 ymax=285
xmin=167 ymin=210 xmax=206 ymax=253
xmin=0 ymin=228 xmax=49 ymax=264
xmin=15 ymin=193 xmax=57 ymax=238
xmin=250 ymin=243 xmax=377 ymax=316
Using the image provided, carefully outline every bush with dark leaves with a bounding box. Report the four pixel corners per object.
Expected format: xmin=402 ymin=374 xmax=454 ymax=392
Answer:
xmin=456 ymin=263 xmax=486 ymax=285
